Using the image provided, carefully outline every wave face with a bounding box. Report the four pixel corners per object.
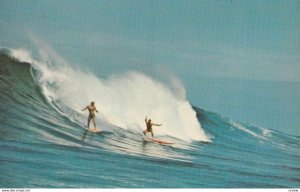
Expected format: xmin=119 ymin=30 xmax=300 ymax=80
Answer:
xmin=0 ymin=49 xmax=299 ymax=188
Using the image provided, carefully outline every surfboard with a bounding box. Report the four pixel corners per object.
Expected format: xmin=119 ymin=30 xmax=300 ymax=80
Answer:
xmin=87 ymin=128 xmax=102 ymax=133
xmin=144 ymin=138 xmax=174 ymax=145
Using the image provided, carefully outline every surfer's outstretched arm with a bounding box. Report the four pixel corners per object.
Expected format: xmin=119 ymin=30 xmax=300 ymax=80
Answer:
xmin=81 ymin=106 xmax=88 ymax=111
xmin=153 ymin=123 xmax=162 ymax=126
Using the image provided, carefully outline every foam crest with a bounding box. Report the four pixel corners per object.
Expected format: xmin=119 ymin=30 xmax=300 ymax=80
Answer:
xmin=230 ymin=120 xmax=267 ymax=140
xmin=10 ymin=48 xmax=35 ymax=64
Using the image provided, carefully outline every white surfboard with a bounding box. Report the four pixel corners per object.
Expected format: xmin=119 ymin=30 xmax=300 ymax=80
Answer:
xmin=87 ymin=128 xmax=102 ymax=133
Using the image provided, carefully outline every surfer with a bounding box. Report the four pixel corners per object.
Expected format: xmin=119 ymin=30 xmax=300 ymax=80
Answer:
xmin=82 ymin=101 xmax=99 ymax=129
xmin=143 ymin=116 xmax=162 ymax=138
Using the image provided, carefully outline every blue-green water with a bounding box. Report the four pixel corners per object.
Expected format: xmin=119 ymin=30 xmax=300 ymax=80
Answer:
xmin=0 ymin=51 xmax=299 ymax=188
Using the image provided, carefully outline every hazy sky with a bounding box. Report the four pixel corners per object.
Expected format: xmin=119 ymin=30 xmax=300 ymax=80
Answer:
xmin=1 ymin=0 xmax=300 ymax=134
xmin=1 ymin=0 xmax=300 ymax=81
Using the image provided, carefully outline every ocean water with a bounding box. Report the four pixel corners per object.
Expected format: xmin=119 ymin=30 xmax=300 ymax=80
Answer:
xmin=0 ymin=48 xmax=299 ymax=188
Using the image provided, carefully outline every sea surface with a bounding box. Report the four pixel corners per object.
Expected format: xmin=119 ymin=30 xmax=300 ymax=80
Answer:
xmin=0 ymin=49 xmax=299 ymax=188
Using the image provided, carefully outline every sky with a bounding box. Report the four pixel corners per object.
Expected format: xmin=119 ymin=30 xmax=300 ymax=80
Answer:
xmin=0 ymin=0 xmax=300 ymax=135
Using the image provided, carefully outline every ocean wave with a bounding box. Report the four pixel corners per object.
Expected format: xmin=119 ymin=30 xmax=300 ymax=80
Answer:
xmin=0 ymin=47 xmax=210 ymax=142
xmin=1 ymin=47 xmax=300 ymax=187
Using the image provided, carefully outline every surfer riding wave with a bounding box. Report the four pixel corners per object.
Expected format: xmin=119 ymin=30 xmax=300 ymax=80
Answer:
xmin=143 ymin=116 xmax=162 ymax=138
xmin=82 ymin=101 xmax=99 ymax=130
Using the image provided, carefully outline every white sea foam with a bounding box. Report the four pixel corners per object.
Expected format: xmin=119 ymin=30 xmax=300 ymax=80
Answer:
xmin=230 ymin=120 xmax=267 ymax=140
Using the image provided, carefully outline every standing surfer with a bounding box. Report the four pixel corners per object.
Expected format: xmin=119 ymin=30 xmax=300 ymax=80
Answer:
xmin=143 ymin=116 xmax=162 ymax=138
xmin=82 ymin=101 xmax=99 ymax=130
